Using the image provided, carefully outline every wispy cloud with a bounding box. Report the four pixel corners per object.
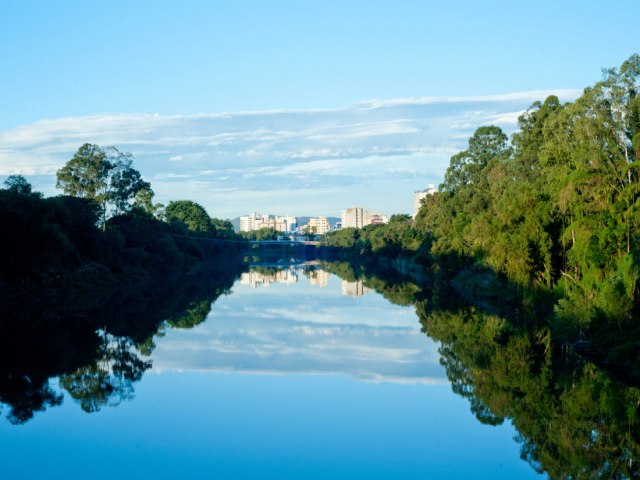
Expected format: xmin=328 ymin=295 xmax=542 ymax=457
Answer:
xmin=0 ymin=90 xmax=580 ymax=217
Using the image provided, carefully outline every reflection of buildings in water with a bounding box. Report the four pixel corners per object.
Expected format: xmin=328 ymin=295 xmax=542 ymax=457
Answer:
xmin=341 ymin=280 xmax=371 ymax=297
xmin=240 ymin=269 xmax=299 ymax=288
xmin=307 ymin=269 xmax=330 ymax=288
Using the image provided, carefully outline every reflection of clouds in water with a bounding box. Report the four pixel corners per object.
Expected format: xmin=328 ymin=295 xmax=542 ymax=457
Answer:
xmin=152 ymin=270 xmax=445 ymax=384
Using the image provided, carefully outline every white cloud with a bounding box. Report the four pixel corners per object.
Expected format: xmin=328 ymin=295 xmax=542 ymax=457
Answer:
xmin=0 ymin=90 xmax=580 ymax=217
xmin=355 ymin=89 xmax=581 ymax=109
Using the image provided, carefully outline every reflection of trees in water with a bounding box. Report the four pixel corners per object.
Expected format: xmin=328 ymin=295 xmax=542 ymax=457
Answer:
xmin=418 ymin=297 xmax=640 ymax=479
xmin=3 ymin=255 xmax=639 ymax=478
xmin=0 ymin=264 xmax=241 ymax=424
xmin=0 ymin=378 xmax=63 ymax=425
xmin=60 ymin=332 xmax=151 ymax=413
xmin=325 ymin=259 xmax=640 ymax=479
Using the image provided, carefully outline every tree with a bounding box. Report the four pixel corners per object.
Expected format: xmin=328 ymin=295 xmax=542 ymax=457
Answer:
xmin=210 ymin=218 xmax=236 ymax=239
xmin=106 ymin=147 xmax=154 ymax=216
xmin=56 ymin=144 xmax=111 ymax=205
xmin=165 ymin=200 xmax=214 ymax=234
xmin=3 ymin=175 xmax=33 ymax=195
xmin=56 ymin=144 xmax=155 ymax=226
xmin=441 ymin=126 xmax=510 ymax=194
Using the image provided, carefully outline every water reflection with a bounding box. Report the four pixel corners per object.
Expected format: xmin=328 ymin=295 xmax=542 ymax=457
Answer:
xmin=1 ymin=259 xmax=638 ymax=479
xmin=240 ymin=265 xmax=370 ymax=295
xmin=241 ymin=267 xmax=299 ymax=287
xmin=151 ymin=265 xmax=443 ymax=384
xmin=418 ymin=300 xmax=640 ymax=478
xmin=341 ymin=279 xmax=371 ymax=297
xmin=0 ymin=264 xmax=241 ymax=423
xmin=319 ymin=260 xmax=640 ymax=479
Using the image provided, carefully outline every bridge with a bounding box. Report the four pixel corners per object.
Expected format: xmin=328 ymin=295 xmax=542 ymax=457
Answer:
xmin=247 ymin=240 xmax=320 ymax=246
xmin=163 ymin=234 xmax=324 ymax=265
xmin=244 ymin=240 xmax=321 ymax=265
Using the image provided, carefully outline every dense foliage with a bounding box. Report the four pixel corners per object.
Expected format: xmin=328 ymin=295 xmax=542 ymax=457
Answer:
xmin=323 ymin=214 xmax=424 ymax=258
xmin=322 ymin=55 xmax=640 ymax=372
xmin=56 ymin=144 xmax=157 ymax=225
xmin=415 ymin=55 xmax=640 ymax=349
xmin=1 ymin=146 xmax=243 ymax=295
xmin=165 ymin=200 xmax=215 ymax=234
xmin=238 ymin=227 xmax=281 ymax=241
xmin=0 ymin=146 xmax=246 ymax=424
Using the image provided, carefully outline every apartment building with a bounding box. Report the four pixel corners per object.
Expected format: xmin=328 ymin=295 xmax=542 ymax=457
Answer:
xmin=341 ymin=207 xmax=388 ymax=229
xmin=239 ymin=212 xmax=298 ymax=232
xmin=413 ymin=184 xmax=438 ymax=217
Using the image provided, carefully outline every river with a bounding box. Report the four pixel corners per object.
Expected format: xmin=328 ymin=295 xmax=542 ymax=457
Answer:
xmin=0 ymin=263 xmax=637 ymax=479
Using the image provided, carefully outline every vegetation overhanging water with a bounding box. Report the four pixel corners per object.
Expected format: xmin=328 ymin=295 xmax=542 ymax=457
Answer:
xmin=1 ymin=55 xmax=640 ymax=479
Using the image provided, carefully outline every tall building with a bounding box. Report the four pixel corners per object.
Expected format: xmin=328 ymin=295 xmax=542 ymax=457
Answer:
xmin=280 ymin=215 xmax=298 ymax=233
xmin=341 ymin=207 xmax=388 ymax=229
xmin=413 ymin=184 xmax=438 ymax=217
xmin=239 ymin=212 xmax=267 ymax=232
xmin=341 ymin=207 xmax=364 ymax=228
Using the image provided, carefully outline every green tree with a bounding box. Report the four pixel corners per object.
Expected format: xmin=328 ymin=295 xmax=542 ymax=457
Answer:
xmin=165 ymin=200 xmax=214 ymax=234
xmin=441 ymin=125 xmax=510 ymax=194
xmin=56 ymin=144 xmax=154 ymax=226
xmin=210 ymin=218 xmax=236 ymax=239
xmin=106 ymin=147 xmax=154 ymax=215
xmin=239 ymin=227 xmax=279 ymax=241
xmin=56 ymin=144 xmax=111 ymax=209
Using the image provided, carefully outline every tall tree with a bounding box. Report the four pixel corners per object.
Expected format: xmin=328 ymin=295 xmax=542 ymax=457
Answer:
xmin=56 ymin=144 xmax=155 ymax=225
xmin=105 ymin=147 xmax=154 ymax=215
xmin=56 ymin=143 xmax=111 ymax=205
xmin=441 ymin=125 xmax=510 ymax=194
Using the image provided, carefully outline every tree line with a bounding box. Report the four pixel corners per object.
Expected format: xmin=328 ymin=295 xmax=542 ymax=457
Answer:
xmin=0 ymin=144 xmax=248 ymax=423
xmin=0 ymin=143 xmax=241 ymax=297
xmin=323 ymin=54 xmax=640 ymax=370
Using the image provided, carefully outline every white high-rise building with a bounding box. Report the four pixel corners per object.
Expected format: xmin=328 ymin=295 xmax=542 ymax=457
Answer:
xmin=239 ymin=212 xmax=268 ymax=232
xmin=413 ymin=184 xmax=438 ymax=217
xmin=280 ymin=215 xmax=298 ymax=233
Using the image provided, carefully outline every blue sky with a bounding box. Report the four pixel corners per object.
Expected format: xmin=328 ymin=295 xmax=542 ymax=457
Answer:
xmin=1 ymin=0 xmax=638 ymax=218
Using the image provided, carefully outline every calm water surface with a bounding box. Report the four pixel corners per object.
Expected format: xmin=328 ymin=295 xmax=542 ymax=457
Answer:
xmin=1 ymin=267 xmax=539 ymax=479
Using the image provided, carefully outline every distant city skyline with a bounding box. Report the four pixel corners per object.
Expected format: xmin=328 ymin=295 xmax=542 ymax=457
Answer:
xmin=1 ymin=1 xmax=637 ymax=218
xmin=0 ymin=91 xmax=580 ymax=218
